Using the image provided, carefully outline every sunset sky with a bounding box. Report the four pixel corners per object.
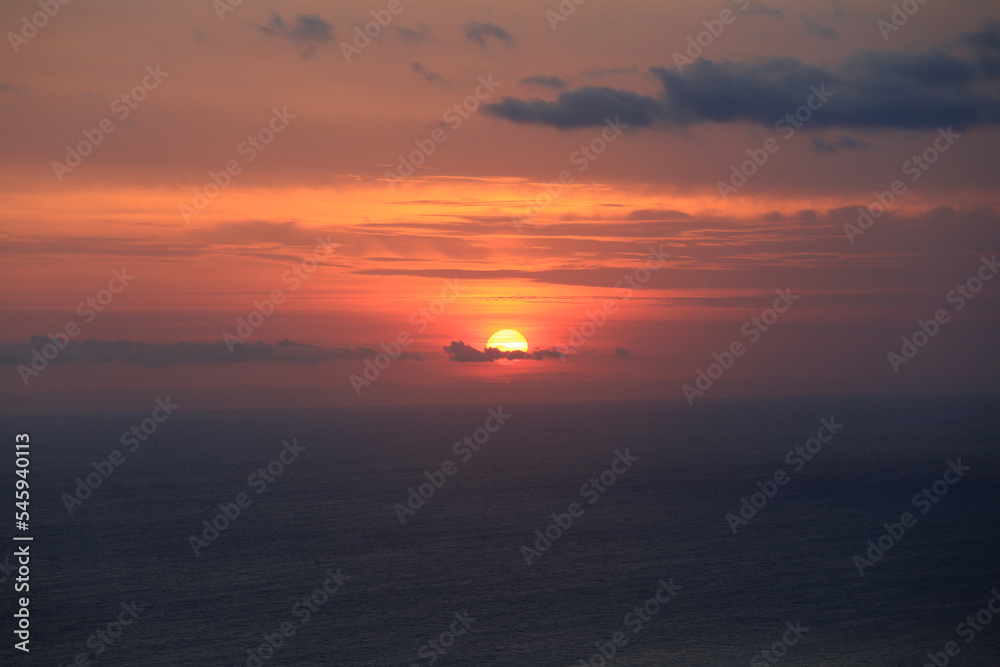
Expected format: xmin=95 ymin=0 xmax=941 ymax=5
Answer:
xmin=1 ymin=0 xmax=998 ymax=414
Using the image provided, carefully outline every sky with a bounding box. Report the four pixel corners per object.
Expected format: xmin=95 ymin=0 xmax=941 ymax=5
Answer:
xmin=0 ymin=0 xmax=998 ymax=414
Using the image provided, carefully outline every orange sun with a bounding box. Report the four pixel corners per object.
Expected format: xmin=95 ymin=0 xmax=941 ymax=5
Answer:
xmin=487 ymin=329 xmax=529 ymax=353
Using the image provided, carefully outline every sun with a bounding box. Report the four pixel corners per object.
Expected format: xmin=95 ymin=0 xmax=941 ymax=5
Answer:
xmin=487 ymin=329 xmax=529 ymax=353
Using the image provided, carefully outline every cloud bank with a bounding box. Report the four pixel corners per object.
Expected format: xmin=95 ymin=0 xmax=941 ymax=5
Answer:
xmin=443 ymin=340 xmax=564 ymax=362
xmin=0 ymin=338 xmax=408 ymax=367
xmin=484 ymin=26 xmax=1000 ymax=131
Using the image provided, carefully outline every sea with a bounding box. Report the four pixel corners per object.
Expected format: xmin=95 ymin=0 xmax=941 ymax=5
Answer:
xmin=1 ymin=394 xmax=998 ymax=666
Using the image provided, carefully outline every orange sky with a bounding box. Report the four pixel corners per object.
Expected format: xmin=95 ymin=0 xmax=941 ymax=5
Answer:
xmin=1 ymin=0 xmax=998 ymax=413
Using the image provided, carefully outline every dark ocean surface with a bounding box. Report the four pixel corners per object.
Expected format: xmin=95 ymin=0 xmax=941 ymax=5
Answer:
xmin=1 ymin=395 xmax=998 ymax=666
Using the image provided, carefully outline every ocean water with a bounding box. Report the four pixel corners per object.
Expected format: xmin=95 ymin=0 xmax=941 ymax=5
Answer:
xmin=1 ymin=395 xmax=998 ymax=666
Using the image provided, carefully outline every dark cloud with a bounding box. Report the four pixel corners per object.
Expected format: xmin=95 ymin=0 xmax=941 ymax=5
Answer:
xmin=520 ymin=75 xmax=566 ymax=89
xmin=800 ymin=16 xmax=837 ymax=39
xmin=260 ymin=13 xmax=332 ymax=57
xmin=485 ymin=86 xmax=663 ymax=129
xmin=0 ymin=338 xmax=400 ymax=368
xmin=411 ymin=62 xmax=448 ymax=85
xmin=812 ymin=134 xmax=873 ymax=153
xmin=393 ymin=24 xmax=431 ymax=43
xmin=614 ymin=347 xmax=630 ymax=358
xmin=0 ymin=81 xmax=27 ymax=93
xmin=261 ymin=13 xmax=332 ymax=42
xmin=462 ymin=21 xmax=513 ymax=45
xmin=484 ymin=37 xmax=1000 ymax=130
xmin=747 ymin=4 xmax=785 ymax=17
xmin=964 ymin=21 xmax=1000 ymax=77
xmin=964 ymin=20 xmax=1000 ymax=51
xmin=443 ymin=341 xmax=564 ymax=362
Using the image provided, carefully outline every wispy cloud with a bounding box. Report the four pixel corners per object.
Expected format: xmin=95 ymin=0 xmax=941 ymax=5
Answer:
xmin=462 ymin=21 xmax=513 ymax=45
xmin=0 ymin=338 xmax=405 ymax=367
xmin=393 ymin=24 xmax=432 ymax=43
xmin=520 ymin=75 xmax=566 ymax=89
xmin=800 ymin=15 xmax=837 ymax=39
xmin=0 ymin=81 xmax=27 ymax=94
xmin=581 ymin=66 xmax=644 ymax=79
xmin=812 ymin=134 xmax=873 ymax=153
xmin=260 ymin=13 xmax=333 ymax=57
xmin=411 ymin=62 xmax=448 ymax=85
